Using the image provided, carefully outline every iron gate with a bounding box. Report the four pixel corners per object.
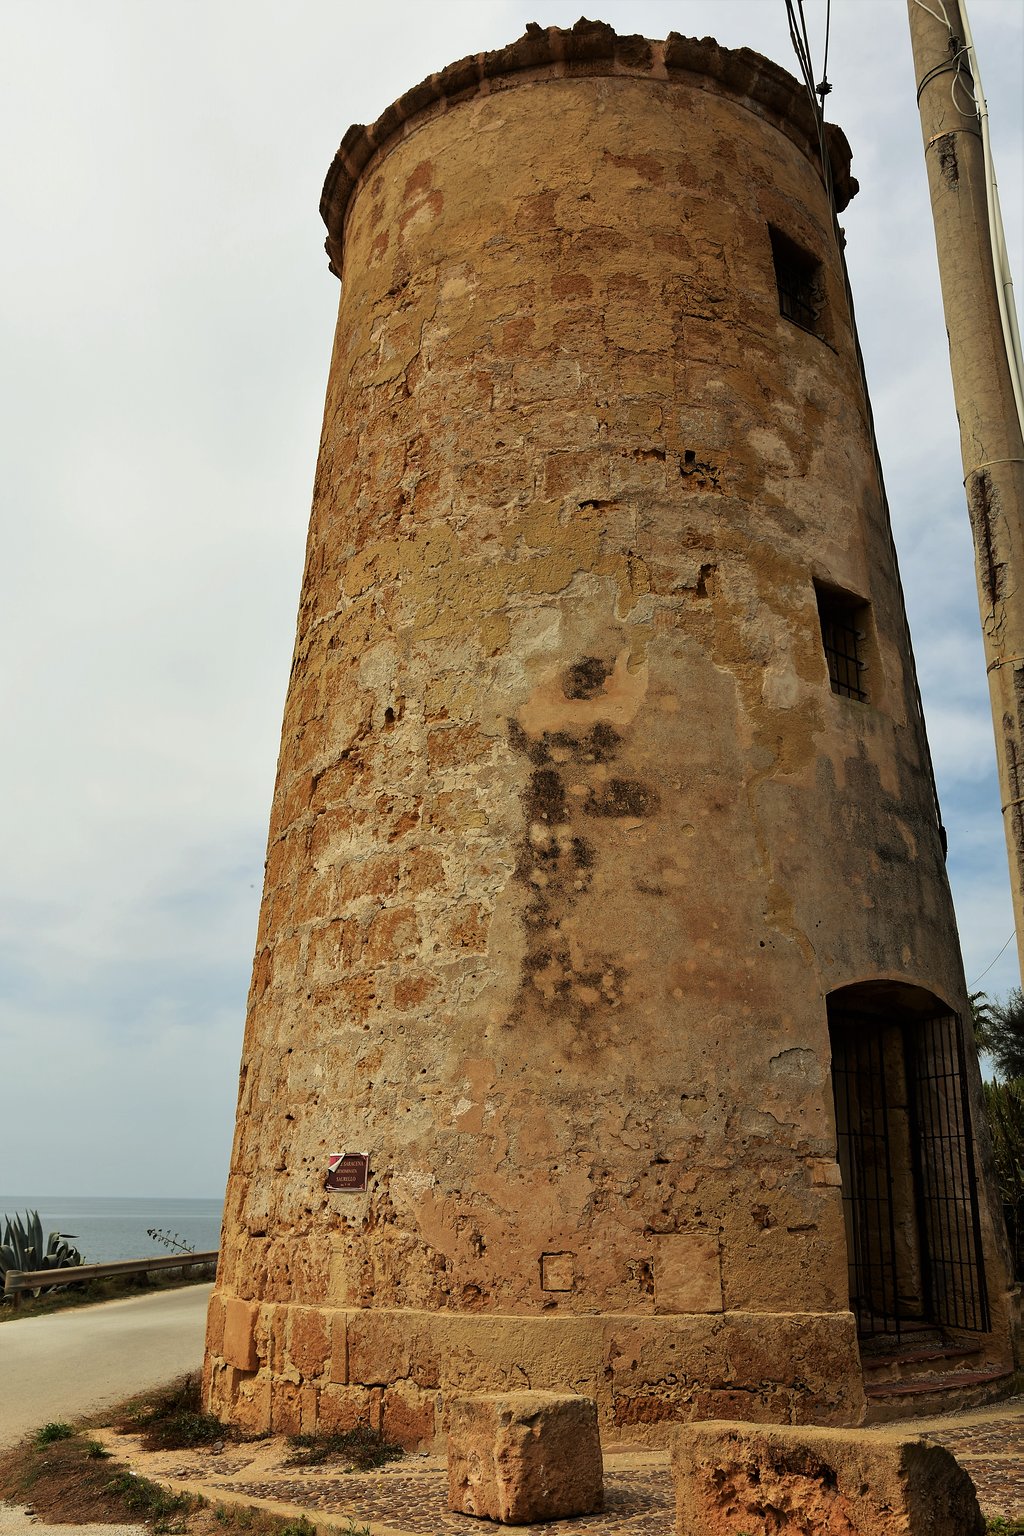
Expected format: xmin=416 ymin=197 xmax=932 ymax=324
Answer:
xmin=830 ymin=1009 xmax=989 ymax=1338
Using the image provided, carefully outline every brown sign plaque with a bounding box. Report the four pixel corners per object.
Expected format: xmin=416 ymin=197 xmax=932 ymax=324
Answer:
xmin=326 ymin=1152 xmax=369 ymax=1192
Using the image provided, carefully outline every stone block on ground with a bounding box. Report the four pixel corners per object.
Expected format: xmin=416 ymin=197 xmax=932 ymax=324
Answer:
xmin=672 ymin=1420 xmax=984 ymax=1535
xmin=447 ymin=1391 xmax=603 ymax=1523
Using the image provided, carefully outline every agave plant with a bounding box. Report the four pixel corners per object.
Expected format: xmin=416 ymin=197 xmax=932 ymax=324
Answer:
xmin=1 ymin=1209 xmax=84 ymax=1299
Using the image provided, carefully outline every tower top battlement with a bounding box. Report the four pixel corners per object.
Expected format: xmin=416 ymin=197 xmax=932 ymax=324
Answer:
xmin=320 ymin=16 xmax=858 ymax=275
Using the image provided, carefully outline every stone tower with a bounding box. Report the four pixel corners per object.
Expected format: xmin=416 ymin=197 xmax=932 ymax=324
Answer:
xmin=205 ymin=21 xmax=1014 ymax=1444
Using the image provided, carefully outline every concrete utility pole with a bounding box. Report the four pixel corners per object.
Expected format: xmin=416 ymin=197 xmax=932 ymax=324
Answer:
xmin=908 ymin=0 xmax=1024 ymax=981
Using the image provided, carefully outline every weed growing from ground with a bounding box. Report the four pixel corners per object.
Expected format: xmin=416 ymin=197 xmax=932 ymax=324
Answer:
xmin=285 ymin=1423 xmax=402 ymax=1471
xmin=212 ymin=1505 xmax=322 ymax=1536
xmin=117 ymin=1372 xmax=226 ymax=1450
xmin=103 ymin=1469 xmax=196 ymax=1525
xmin=33 ymin=1424 xmax=73 ymax=1446
xmin=0 ymin=1424 xmax=201 ymax=1533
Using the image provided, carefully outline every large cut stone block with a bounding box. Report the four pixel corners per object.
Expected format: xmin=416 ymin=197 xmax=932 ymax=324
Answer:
xmin=222 ymin=1297 xmax=259 ymax=1372
xmin=447 ymin=1392 xmax=603 ymax=1523
xmin=672 ymin=1421 xmax=985 ymax=1535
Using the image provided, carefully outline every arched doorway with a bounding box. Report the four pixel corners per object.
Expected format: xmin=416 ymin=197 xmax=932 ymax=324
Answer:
xmin=827 ymin=982 xmax=989 ymax=1340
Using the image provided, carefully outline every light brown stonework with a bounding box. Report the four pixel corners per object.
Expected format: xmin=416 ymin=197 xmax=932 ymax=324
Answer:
xmin=221 ymin=1297 xmax=259 ymax=1372
xmin=205 ymin=17 xmax=1014 ymax=1446
xmin=672 ymin=1420 xmax=985 ymax=1535
xmin=447 ymin=1392 xmax=603 ymax=1523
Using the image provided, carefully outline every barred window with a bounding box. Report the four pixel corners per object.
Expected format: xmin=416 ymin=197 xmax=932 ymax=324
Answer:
xmin=816 ymin=584 xmax=869 ymax=702
xmin=769 ymin=226 xmax=824 ymax=336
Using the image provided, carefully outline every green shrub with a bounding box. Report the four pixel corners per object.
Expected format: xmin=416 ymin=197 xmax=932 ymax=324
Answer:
xmin=983 ymin=1077 xmax=1024 ymax=1279
xmin=1 ymin=1212 xmax=83 ymax=1299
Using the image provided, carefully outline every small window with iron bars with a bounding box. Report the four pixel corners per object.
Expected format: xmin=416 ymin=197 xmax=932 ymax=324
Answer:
xmin=769 ymin=226 xmax=824 ymax=337
xmin=816 ymin=583 xmax=870 ymax=702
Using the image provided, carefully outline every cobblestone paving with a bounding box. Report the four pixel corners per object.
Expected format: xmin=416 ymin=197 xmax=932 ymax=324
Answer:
xmin=895 ymin=1400 xmax=1024 ymax=1520
xmin=124 ymin=1398 xmax=1024 ymax=1533
xmin=215 ymin=1467 xmax=673 ymax=1534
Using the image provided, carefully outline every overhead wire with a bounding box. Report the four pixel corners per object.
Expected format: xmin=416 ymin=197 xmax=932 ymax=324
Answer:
xmin=817 ymin=0 xmax=832 ymax=101
xmin=970 ymin=931 xmax=1016 ymax=988
xmin=912 ymin=0 xmax=952 ymax=27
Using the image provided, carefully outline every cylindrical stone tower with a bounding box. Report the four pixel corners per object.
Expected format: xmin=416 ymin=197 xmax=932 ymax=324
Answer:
xmin=206 ymin=21 xmax=1014 ymax=1444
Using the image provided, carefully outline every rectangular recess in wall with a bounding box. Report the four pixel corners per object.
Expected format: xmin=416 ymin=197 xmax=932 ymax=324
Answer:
xmin=769 ymin=225 xmax=825 ymax=337
xmin=816 ymin=582 xmax=870 ymax=702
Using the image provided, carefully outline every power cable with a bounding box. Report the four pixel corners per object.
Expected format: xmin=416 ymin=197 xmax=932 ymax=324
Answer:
xmin=913 ymin=0 xmax=953 ymax=27
xmin=817 ymin=0 xmax=832 ymax=101
xmin=970 ymin=930 xmax=1016 ymax=987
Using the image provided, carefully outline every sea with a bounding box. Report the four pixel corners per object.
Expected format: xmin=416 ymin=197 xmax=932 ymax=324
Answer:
xmin=0 ymin=1196 xmax=223 ymax=1265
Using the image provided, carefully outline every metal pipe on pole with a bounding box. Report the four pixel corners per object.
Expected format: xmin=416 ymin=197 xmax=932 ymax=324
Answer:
xmin=907 ymin=0 xmax=1024 ymax=982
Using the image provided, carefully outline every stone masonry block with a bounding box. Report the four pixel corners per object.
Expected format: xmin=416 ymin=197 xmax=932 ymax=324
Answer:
xmin=447 ymin=1392 xmax=603 ymax=1524
xmin=288 ymin=1305 xmax=331 ymax=1377
xmin=672 ymin=1421 xmax=985 ymax=1536
xmin=222 ymin=1297 xmax=259 ymax=1372
xmin=655 ymin=1232 xmax=723 ymax=1313
xmin=204 ymin=1292 xmax=225 ymax=1357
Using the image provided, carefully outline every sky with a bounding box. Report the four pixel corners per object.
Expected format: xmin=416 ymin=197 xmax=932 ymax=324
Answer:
xmin=1 ymin=0 xmax=1021 ymax=1200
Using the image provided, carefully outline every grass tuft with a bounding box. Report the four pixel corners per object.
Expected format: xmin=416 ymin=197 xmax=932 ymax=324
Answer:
xmin=0 ymin=1420 xmax=202 ymax=1534
xmin=117 ymin=1372 xmax=227 ymax=1450
xmin=285 ymin=1422 xmax=402 ymax=1471
xmin=104 ymin=1469 xmax=196 ymax=1522
xmin=34 ymin=1423 xmax=74 ymax=1446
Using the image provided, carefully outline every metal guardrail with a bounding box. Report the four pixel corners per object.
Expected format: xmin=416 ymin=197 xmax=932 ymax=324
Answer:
xmin=3 ymin=1249 xmax=218 ymax=1304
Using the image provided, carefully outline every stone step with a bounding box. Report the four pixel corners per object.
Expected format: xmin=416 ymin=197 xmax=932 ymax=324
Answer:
xmin=859 ymin=1325 xmax=944 ymax=1354
xmin=862 ymin=1366 xmax=1015 ymax=1423
xmin=861 ymin=1343 xmax=982 ymax=1381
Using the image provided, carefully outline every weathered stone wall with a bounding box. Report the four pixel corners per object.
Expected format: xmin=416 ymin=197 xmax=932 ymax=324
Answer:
xmin=205 ymin=22 xmax=1012 ymax=1447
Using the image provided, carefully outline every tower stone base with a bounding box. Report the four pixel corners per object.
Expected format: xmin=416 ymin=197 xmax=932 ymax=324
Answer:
xmin=205 ymin=1300 xmax=864 ymax=1447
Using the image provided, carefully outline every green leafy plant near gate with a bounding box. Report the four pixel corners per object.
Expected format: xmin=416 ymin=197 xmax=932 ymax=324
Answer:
xmin=0 ymin=1210 xmax=83 ymax=1298
xmin=982 ymin=1077 xmax=1024 ymax=1280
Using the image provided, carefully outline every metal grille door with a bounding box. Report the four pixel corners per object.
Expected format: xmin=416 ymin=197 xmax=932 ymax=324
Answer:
xmin=830 ymin=1008 xmax=990 ymax=1339
xmin=830 ymin=1017 xmax=902 ymax=1336
xmin=909 ymin=1014 xmax=990 ymax=1332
